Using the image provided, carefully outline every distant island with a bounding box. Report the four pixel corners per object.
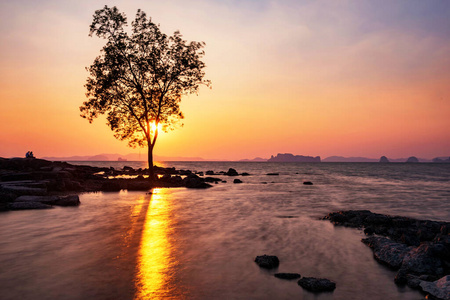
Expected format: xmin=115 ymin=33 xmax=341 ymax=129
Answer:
xmin=267 ymin=153 xmax=321 ymax=162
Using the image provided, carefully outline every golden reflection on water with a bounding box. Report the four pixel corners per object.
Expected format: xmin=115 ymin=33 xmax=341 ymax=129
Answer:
xmin=134 ymin=188 xmax=178 ymax=300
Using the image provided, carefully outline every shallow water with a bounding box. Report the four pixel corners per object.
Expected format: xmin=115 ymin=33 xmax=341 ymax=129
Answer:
xmin=1 ymin=162 xmax=449 ymax=299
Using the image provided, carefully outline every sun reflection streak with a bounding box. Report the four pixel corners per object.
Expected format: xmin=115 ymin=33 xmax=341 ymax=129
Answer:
xmin=134 ymin=188 xmax=179 ymax=300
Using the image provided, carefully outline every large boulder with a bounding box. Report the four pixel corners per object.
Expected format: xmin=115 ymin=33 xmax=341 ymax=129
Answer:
xmin=297 ymin=277 xmax=336 ymax=292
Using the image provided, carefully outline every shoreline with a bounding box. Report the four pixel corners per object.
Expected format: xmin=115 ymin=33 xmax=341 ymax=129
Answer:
xmin=324 ymin=210 xmax=449 ymax=300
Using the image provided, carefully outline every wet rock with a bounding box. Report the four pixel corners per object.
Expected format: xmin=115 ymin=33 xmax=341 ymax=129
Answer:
xmin=100 ymin=180 xmax=122 ymax=192
xmin=204 ymin=177 xmax=221 ymax=183
xmin=8 ymin=201 xmax=53 ymax=210
xmin=1 ymin=185 xmax=47 ymax=196
xmin=398 ymin=243 xmax=444 ymax=280
xmin=241 ymin=172 xmax=250 ymax=176
xmin=225 ymin=168 xmax=239 ymax=176
xmin=362 ymin=236 xmax=412 ymax=269
xmin=303 ymin=181 xmax=313 ymax=185
xmin=184 ymin=174 xmax=212 ymax=189
xmin=266 ymin=173 xmax=279 ymax=176
xmin=126 ymin=180 xmax=152 ymax=191
xmin=364 ymin=227 xmax=375 ymax=235
xmin=233 ymin=179 xmax=243 ymax=184
xmin=274 ymin=273 xmax=301 ymax=280
xmin=255 ymin=255 xmax=279 ymax=269
xmin=52 ymin=195 xmax=80 ymax=206
xmin=419 ymin=275 xmax=450 ymax=300
xmin=297 ymin=277 xmax=336 ymax=292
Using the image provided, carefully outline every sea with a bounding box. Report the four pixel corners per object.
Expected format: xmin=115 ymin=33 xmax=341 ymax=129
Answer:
xmin=0 ymin=162 xmax=449 ymax=300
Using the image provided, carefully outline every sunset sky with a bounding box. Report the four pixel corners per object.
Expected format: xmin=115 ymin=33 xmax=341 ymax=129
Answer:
xmin=1 ymin=0 xmax=449 ymax=161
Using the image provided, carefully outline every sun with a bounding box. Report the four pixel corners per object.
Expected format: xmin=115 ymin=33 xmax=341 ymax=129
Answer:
xmin=150 ymin=122 xmax=162 ymax=133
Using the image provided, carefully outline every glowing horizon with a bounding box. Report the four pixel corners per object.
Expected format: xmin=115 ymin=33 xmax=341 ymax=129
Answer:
xmin=1 ymin=0 xmax=449 ymax=161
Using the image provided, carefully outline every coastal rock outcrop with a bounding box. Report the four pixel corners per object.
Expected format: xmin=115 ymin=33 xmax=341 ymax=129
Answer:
xmin=255 ymin=255 xmax=279 ymax=269
xmin=324 ymin=210 xmax=450 ymax=297
xmin=297 ymin=277 xmax=336 ymax=292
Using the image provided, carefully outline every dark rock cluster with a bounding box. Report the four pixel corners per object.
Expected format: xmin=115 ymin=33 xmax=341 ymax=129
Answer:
xmin=254 ymin=255 xmax=336 ymax=293
xmin=323 ymin=210 xmax=450 ymax=299
xmin=0 ymin=157 xmax=255 ymax=211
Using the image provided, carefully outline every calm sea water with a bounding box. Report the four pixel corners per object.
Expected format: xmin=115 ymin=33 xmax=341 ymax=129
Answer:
xmin=1 ymin=162 xmax=449 ymax=299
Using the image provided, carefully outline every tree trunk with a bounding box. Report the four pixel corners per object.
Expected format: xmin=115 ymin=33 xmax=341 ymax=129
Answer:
xmin=148 ymin=144 xmax=154 ymax=182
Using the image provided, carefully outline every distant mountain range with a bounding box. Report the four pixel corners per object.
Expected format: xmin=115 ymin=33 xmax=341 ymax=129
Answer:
xmin=42 ymin=153 xmax=204 ymax=162
xmin=39 ymin=153 xmax=449 ymax=163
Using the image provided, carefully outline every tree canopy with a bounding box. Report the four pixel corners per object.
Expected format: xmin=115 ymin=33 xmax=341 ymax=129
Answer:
xmin=80 ymin=6 xmax=210 ymax=177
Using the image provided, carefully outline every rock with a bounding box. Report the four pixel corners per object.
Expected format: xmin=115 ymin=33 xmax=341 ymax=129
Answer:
xmin=123 ymin=166 xmax=134 ymax=172
xmin=254 ymin=255 xmax=279 ymax=269
xmin=205 ymin=170 xmax=215 ymax=175
xmin=267 ymin=173 xmax=279 ymax=176
xmin=204 ymin=177 xmax=221 ymax=183
xmin=126 ymin=180 xmax=152 ymax=191
xmin=241 ymin=172 xmax=250 ymax=176
xmin=364 ymin=227 xmax=375 ymax=235
xmin=379 ymin=156 xmax=390 ymax=163
xmin=303 ymin=181 xmax=313 ymax=185
xmin=398 ymin=243 xmax=444 ymax=279
xmin=52 ymin=195 xmax=80 ymax=206
xmin=274 ymin=273 xmax=301 ymax=280
xmin=362 ymin=236 xmax=412 ymax=269
xmin=184 ymin=174 xmax=212 ymax=189
xmin=1 ymin=185 xmax=47 ymax=196
xmin=420 ymin=276 xmax=450 ymax=300
xmin=8 ymin=201 xmax=53 ymax=210
xmin=233 ymin=179 xmax=243 ymax=184
xmin=225 ymin=168 xmax=239 ymax=176
xmin=297 ymin=277 xmax=336 ymax=292
xmin=100 ymin=180 xmax=122 ymax=192
xmin=406 ymin=156 xmax=419 ymax=163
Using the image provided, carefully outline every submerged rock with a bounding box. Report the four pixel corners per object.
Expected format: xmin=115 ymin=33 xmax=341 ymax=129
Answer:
xmin=274 ymin=273 xmax=301 ymax=280
xmin=297 ymin=277 xmax=336 ymax=292
xmin=255 ymin=255 xmax=279 ymax=269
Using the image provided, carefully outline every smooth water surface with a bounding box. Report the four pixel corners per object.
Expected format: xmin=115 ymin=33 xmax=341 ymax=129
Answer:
xmin=1 ymin=162 xmax=449 ymax=299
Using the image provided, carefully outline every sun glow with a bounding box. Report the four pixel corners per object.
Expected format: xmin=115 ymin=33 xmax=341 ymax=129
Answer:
xmin=150 ymin=122 xmax=162 ymax=134
xmin=134 ymin=188 xmax=178 ymax=299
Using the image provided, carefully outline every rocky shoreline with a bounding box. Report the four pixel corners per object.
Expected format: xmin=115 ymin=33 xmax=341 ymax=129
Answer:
xmin=0 ymin=157 xmax=245 ymax=211
xmin=324 ymin=210 xmax=450 ymax=300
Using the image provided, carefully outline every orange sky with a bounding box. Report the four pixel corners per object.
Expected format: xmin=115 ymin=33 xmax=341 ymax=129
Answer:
xmin=1 ymin=0 xmax=449 ymax=160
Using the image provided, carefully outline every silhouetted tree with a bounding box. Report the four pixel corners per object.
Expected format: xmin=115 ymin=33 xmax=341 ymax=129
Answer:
xmin=80 ymin=6 xmax=210 ymax=180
